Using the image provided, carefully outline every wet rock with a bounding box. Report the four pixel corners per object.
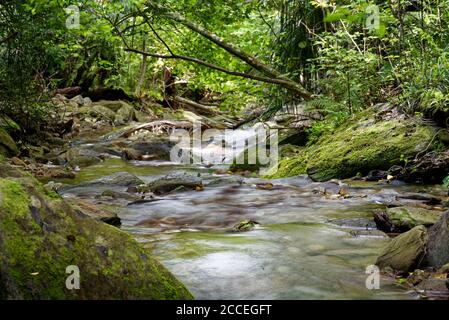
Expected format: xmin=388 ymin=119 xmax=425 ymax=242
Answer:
xmin=398 ymin=150 xmax=449 ymax=184
xmin=35 ymin=168 xmax=76 ymax=180
xmin=437 ymin=263 xmax=449 ymax=276
xmin=10 ymin=157 xmax=26 ymax=167
xmin=43 ymin=181 xmax=64 ymax=193
xmin=388 ymin=165 xmax=404 ymax=176
xmin=126 ymin=185 xmax=150 ymax=194
xmin=148 ymin=173 xmax=202 ymax=195
xmin=122 ymin=148 xmax=143 ymax=161
xmin=0 ymin=128 xmax=18 ymax=157
xmin=365 ymin=170 xmax=386 ymax=181
xmin=96 ymin=189 xmax=140 ymax=201
xmin=128 ymin=139 xmax=174 ymax=160
xmin=0 ymin=174 xmax=192 ymax=299
xmin=233 ymin=220 xmax=259 ymax=232
xmin=93 ymin=101 xmax=130 ymax=112
xmin=376 ymin=225 xmax=428 ymax=272
xmin=70 ymin=95 xmax=85 ymax=106
xmin=406 ymin=269 xmax=432 ymax=286
xmin=67 ymin=198 xmax=122 ymax=227
xmin=414 ymin=277 xmax=449 ymax=299
xmin=65 ymin=148 xmax=103 ymax=168
xmin=64 ymin=172 xmax=144 ymax=191
xmin=373 ymin=206 xmax=442 ymax=233
xmin=272 ymin=108 xmax=439 ymax=181
xmin=114 ymin=103 xmax=136 ymax=126
xmin=425 ymin=211 xmax=449 ymax=268
xmin=328 ymin=217 xmax=377 ymax=230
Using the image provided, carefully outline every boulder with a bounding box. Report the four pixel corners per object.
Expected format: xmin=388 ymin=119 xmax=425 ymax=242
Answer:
xmin=62 ymin=172 xmax=145 ymax=193
xmin=66 ymin=198 xmax=121 ymax=227
xmin=376 ymin=225 xmax=428 ymax=272
xmin=148 ymin=173 xmax=202 ymax=195
xmin=0 ymin=173 xmax=192 ymax=299
xmin=425 ymin=211 xmax=449 ymax=268
xmin=93 ymin=100 xmax=131 ymax=112
xmin=271 ymin=108 xmax=439 ymax=181
xmin=92 ymin=105 xmax=117 ymax=121
xmin=65 ymin=148 xmax=103 ymax=168
xmin=128 ymin=139 xmax=174 ymax=160
xmin=365 ymin=170 xmax=386 ymax=181
xmin=0 ymin=128 xmax=18 ymax=157
xmin=373 ymin=206 xmax=442 ymax=233
xmin=114 ymin=104 xmax=136 ymax=126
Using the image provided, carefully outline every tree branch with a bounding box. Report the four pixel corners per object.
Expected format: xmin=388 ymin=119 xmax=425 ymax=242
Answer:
xmin=144 ymin=0 xmax=311 ymax=99
xmin=124 ymin=47 xmax=311 ymax=90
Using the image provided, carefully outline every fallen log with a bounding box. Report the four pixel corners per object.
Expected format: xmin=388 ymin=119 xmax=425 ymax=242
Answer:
xmin=119 ymin=120 xmax=195 ymax=138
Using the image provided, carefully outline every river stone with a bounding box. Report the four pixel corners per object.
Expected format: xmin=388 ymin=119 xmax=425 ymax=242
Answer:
xmin=89 ymin=105 xmax=116 ymax=122
xmin=148 ymin=173 xmax=202 ymax=195
xmin=66 ymin=198 xmax=121 ymax=227
xmin=374 ymin=206 xmax=442 ymax=233
xmin=376 ymin=225 xmax=428 ymax=272
xmin=94 ymin=100 xmax=131 ymax=112
xmin=114 ymin=104 xmax=136 ymax=126
xmin=128 ymin=139 xmax=174 ymax=160
xmin=0 ymin=128 xmax=18 ymax=157
xmin=65 ymin=147 xmax=103 ymax=168
xmin=65 ymin=172 xmax=145 ymax=191
xmin=425 ymin=211 xmax=449 ymax=268
xmin=0 ymin=174 xmax=192 ymax=299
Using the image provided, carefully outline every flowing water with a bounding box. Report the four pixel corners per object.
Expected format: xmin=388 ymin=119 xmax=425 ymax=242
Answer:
xmin=56 ymin=131 xmax=447 ymax=300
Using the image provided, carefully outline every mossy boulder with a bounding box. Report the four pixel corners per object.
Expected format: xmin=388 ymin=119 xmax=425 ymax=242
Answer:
xmin=0 ymin=127 xmax=18 ymax=158
xmin=374 ymin=206 xmax=442 ymax=233
xmin=376 ymin=225 xmax=428 ymax=272
xmin=0 ymin=167 xmax=193 ymax=299
xmin=270 ymin=110 xmax=438 ymax=181
xmin=426 ymin=211 xmax=449 ymax=268
xmin=65 ymin=147 xmax=103 ymax=168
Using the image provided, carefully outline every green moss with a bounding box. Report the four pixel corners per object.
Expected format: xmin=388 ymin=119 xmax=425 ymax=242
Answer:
xmin=0 ymin=127 xmax=18 ymax=157
xmin=0 ymin=174 xmax=193 ymax=300
xmin=270 ymin=110 xmax=437 ymax=181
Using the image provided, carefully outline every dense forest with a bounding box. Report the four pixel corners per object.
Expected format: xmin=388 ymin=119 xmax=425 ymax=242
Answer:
xmin=1 ymin=0 xmax=449 ymax=301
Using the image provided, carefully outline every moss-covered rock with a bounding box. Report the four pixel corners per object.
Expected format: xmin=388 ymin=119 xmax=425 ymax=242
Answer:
xmin=65 ymin=147 xmax=103 ymax=168
xmin=376 ymin=225 xmax=428 ymax=272
xmin=0 ymin=166 xmax=193 ymax=300
xmin=374 ymin=206 xmax=442 ymax=233
xmin=0 ymin=127 xmax=18 ymax=158
xmin=270 ymin=109 xmax=438 ymax=181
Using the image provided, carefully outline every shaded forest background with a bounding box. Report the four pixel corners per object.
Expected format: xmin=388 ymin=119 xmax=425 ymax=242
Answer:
xmin=1 ymin=0 xmax=449 ymax=141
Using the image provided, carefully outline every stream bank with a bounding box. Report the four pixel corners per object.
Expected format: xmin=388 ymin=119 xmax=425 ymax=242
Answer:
xmin=1 ymin=95 xmax=449 ymax=299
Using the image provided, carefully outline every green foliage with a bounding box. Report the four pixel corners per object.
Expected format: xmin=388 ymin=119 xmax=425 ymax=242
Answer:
xmin=443 ymin=176 xmax=449 ymax=188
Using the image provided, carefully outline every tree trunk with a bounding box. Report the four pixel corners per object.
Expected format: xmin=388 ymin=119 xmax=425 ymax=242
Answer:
xmin=135 ymin=38 xmax=148 ymax=97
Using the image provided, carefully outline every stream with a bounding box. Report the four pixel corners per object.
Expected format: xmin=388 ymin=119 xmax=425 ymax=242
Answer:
xmin=54 ymin=128 xmax=447 ymax=300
